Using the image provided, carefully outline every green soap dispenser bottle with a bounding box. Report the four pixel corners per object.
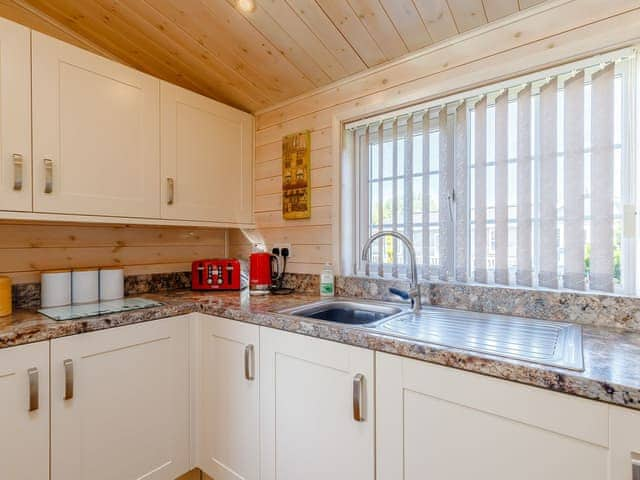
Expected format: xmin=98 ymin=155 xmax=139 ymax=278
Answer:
xmin=320 ymin=263 xmax=335 ymax=297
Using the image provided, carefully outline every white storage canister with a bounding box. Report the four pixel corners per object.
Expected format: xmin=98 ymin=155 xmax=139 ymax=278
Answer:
xmin=99 ymin=267 xmax=124 ymax=301
xmin=71 ymin=268 xmax=99 ymax=304
xmin=41 ymin=270 xmax=72 ymax=307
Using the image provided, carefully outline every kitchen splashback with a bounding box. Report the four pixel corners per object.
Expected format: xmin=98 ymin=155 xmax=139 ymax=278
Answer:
xmin=335 ymin=275 xmax=640 ymax=333
xmin=12 ymin=271 xmax=640 ymax=333
xmin=12 ymin=271 xmax=192 ymax=310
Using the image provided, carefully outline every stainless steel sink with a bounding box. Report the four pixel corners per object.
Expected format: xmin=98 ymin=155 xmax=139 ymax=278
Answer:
xmin=280 ymin=299 xmax=406 ymax=326
xmin=375 ymin=307 xmax=584 ymax=371
xmin=280 ymin=299 xmax=583 ymax=371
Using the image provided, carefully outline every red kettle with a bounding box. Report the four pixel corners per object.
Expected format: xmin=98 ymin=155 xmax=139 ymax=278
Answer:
xmin=249 ymin=252 xmax=278 ymax=295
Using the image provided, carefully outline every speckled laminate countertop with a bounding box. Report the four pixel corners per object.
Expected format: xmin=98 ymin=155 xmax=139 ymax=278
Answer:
xmin=2 ymin=289 xmax=640 ymax=411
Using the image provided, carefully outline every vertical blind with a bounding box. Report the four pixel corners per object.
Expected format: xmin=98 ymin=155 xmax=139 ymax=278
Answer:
xmin=350 ymin=51 xmax=636 ymax=294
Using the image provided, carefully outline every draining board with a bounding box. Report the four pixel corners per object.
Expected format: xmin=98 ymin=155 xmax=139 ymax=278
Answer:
xmin=377 ymin=307 xmax=584 ymax=371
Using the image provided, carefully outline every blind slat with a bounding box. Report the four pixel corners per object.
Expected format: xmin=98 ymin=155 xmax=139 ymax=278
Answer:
xmin=362 ymin=127 xmax=370 ymax=276
xmin=405 ymin=115 xmax=414 ymax=248
xmin=377 ymin=122 xmax=384 ymax=277
xmin=439 ymin=108 xmax=453 ymax=280
xmin=590 ymin=64 xmax=615 ymax=292
xmin=563 ymin=71 xmax=586 ymax=290
xmin=516 ymin=86 xmax=533 ymax=286
xmin=494 ymin=91 xmax=509 ymax=285
xmin=455 ymin=102 xmax=469 ymax=282
xmin=474 ymin=97 xmax=488 ymax=283
xmin=422 ymin=111 xmax=430 ymax=279
xmin=539 ymin=79 xmax=559 ymax=289
xmin=392 ymin=119 xmax=399 ymax=277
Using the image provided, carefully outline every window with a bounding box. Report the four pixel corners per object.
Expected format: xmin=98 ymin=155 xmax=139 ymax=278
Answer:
xmin=347 ymin=49 xmax=638 ymax=295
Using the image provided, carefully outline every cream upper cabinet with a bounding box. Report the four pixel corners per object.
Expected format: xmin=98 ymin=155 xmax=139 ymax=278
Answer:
xmin=161 ymin=81 xmax=253 ymax=225
xmin=31 ymin=31 xmax=160 ymax=218
xmin=0 ymin=18 xmax=31 ymax=212
xmin=50 ymin=316 xmax=190 ymax=480
xmin=197 ymin=314 xmax=260 ymax=480
xmin=0 ymin=342 xmax=49 ymax=480
xmin=376 ymin=352 xmax=611 ymax=480
xmin=260 ymin=327 xmax=375 ymax=480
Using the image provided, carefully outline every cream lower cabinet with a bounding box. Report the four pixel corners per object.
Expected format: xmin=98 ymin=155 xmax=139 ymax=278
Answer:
xmin=197 ymin=314 xmax=260 ymax=480
xmin=260 ymin=327 xmax=375 ymax=480
xmin=0 ymin=341 xmax=49 ymax=480
xmin=376 ymin=352 xmax=612 ymax=480
xmin=50 ymin=316 xmax=191 ymax=480
xmin=160 ymin=81 xmax=253 ymax=225
xmin=611 ymin=406 xmax=640 ymax=480
xmin=32 ymin=31 xmax=160 ymax=218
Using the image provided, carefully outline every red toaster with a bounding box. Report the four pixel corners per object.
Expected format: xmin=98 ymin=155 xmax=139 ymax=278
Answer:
xmin=192 ymin=259 xmax=242 ymax=290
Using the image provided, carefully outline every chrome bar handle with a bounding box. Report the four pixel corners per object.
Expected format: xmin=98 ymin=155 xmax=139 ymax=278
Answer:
xmin=353 ymin=373 xmax=365 ymax=422
xmin=27 ymin=367 xmax=39 ymax=412
xmin=12 ymin=154 xmax=23 ymax=191
xmin=167 ymin=177 xmax=175 ymax=205
xmin=44 ymin=158 xmax=53 ymax=194
xmin=244 ymin=344 xmax=255 ymax=381
xmin=63 ymin=359 xmax=74 ymax=400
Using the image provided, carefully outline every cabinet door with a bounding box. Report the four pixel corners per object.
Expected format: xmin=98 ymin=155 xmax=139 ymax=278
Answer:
xmin=32 ymin=31 xmax=160 ymax=218
xmin=51 ymin=317 xmax=190 ymax=480
xmin=198 ymin=314 xmax=259 ymax=480
xmin=0 ymin=342 xmax=49 ymax=480
xmin=161 ymin=81 xmax=253 ymax=224
xmin=0 ymin=17 xmax=30 ymax=212
xmin=610 ymin=406 xmax=640 ymax=480
xmin=376 ymin=352 xmax=610 ymax=480
xmin=260 ymin=327 xmax=374 ymax=480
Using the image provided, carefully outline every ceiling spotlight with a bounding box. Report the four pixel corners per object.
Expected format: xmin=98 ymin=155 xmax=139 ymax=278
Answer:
xmin=237 ymin=0 xmax=256 ymax=13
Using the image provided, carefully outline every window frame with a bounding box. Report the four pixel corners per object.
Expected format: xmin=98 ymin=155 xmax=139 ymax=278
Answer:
xmin=345 ymin=48 xmax=639 ymax=295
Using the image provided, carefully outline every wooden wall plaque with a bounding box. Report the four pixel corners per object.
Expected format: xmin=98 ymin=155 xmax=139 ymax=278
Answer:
xmin=282 ymin=131 xmax=311 ymax=219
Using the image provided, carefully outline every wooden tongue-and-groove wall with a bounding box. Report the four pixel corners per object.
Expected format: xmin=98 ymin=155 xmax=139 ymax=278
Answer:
xmin=0 ymin=222 xmax=228 ymax=284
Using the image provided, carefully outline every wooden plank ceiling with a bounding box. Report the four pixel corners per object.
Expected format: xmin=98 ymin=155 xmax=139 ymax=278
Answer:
xmin=4 ymin=0 xmax=548 ymax=112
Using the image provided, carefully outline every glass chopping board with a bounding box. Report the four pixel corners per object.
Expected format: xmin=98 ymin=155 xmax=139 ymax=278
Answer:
xmin=38 ymin=297 xmax=162 ymax=321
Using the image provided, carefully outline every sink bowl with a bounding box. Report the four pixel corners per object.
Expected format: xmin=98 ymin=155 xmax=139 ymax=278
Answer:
xmin=280 ymin=299 xmax=406 ymax=326
xmin=375 ymin=307 xmax=584 ymax=371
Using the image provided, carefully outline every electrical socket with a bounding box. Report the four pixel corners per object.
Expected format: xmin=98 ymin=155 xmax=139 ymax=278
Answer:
xmin=272 ymin=243 xmax=292 ymax=259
